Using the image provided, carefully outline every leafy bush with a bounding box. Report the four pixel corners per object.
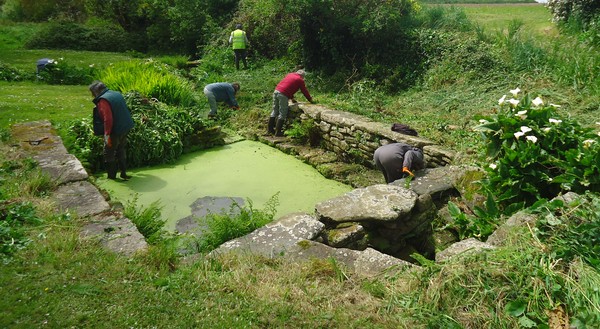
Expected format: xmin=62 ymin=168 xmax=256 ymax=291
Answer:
xmin=192 ymin=195 xmax=278 ymax=253
xmin=547 ymin=0 xmax=600 ymax=27
xmin=67 ymin=91 xmax=217 ymax=172
xmin=25 ymin=21 xmax=131 ymax=52
xmin=36 ymin=58 xmax=97 ymax=85
xmin=0 ymin=61 xmax=27 ymax=81
xmin=474 ymin=88 xmax=600 ymax=210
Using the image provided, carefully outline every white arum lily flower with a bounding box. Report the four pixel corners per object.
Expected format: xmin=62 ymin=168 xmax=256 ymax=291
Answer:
xmin=510 ymin=87 xmax=521 ymax=96
xmin=498 ymin=95 xmax=507 ymax=105
xmin=479 ymin=119 xmax=489 ymax=124
xmin=520 ymin=126 xmax=532 ymax=133
xmin=514 ymin=131 xmax=525 ymax=139
xmin=532 ymin=97 xmax=544 ymax=107
xmin=542 ymin=127 xmax=551 ymax=132
xmin=489 ymin=163 xmax=497 ymax=169
xmin=583 ymin=139 xmax=596 ymax=148
xmin=508 ymin=98 xmax=520 ymax=107
xmin=517 ymin=110 xmax=527 ymax=115
xmin=549 ymin=118 xmax=562 ymax=124
xmin=596 ymin=122 xmax=600 ymax=125
xmin=526 ymin=135 xmax=538 ymax=143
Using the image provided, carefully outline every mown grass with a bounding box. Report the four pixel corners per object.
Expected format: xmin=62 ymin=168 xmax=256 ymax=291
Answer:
xmin=0 ymin=82 xmax=90 ymax=128
xmin=0 ymin=47 xmax=134 ymax=73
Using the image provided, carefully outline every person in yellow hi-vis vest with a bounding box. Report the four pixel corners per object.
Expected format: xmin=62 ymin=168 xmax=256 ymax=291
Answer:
xmin=229 ymin=23 xmax=249 ymax=70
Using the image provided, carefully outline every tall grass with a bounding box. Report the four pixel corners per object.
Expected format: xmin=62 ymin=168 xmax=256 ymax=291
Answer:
xmin=99 ymin=60 xmax=199 ymax=107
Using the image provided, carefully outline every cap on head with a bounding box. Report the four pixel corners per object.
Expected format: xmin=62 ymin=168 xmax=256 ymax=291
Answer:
xmin=296 ymin=69 xmax=306 ymax=77
xmin=232 ymin=82 xmax=240 ymax=92
xmin=235 ymin=23 xmax=243 ymax=29
xmin=89 ymin=80 xmax=107 ymax=96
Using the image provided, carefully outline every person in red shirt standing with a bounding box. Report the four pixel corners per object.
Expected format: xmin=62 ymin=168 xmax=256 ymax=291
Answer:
xmin=268 ymin=69 xmax=314 ymax=136
xmin=89 ymin=81 xmax=135 ymax=180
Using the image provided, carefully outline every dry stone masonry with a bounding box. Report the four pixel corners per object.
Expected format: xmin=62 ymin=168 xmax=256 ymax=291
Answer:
xmin=297 ymin=103 xmax=455 ymax=168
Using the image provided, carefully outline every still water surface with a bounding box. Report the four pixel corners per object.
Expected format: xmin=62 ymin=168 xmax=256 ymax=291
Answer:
xmin=96 ymin=140 xmax=352 ymax=231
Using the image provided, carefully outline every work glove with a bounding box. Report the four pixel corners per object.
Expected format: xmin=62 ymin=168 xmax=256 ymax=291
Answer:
xmin=402 ymin=166 xmax=414 ymax=177
xmin=104 ymin=135 xmax=112 ymax=148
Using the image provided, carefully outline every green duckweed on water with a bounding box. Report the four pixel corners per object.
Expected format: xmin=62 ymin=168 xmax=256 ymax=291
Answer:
xmin=96 ymin=140 xmax=352 ymax=231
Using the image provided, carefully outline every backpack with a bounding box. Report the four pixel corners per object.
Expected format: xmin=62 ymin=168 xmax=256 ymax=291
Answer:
xmin=391 ymin=123 xmax=418 ymax=136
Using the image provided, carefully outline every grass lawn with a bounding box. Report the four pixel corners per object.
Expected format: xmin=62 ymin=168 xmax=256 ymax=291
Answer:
xmin=0 ymin=81 xmax=90 ymax=129
xmin=0 ymin=48 xmax=135 ymax=73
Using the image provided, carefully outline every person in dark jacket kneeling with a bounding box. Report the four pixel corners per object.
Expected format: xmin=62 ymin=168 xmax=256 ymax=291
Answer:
xmin=373 ymin=143 xmax=425 ymax=184
xmin=89 ymin=81 xmax=135 ymax=180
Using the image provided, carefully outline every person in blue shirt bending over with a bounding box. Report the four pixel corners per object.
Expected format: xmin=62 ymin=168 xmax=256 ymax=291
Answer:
xmin=203 ymin=82 xmax=240 ymax=119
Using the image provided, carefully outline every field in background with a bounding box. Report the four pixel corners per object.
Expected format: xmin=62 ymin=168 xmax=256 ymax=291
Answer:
xmin=456 ymin=3 xmax=557 ymax=37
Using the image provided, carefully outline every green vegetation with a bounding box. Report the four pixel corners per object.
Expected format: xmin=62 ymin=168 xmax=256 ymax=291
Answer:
xmin=98 ymin=60 xmax=199 ymax=106
xmin=1 ymin=0 xmax=600 ymax=327
xmin=187 ymin=195 xmax=278 ymax=253
xmin=67 ymin=91 xmax=215 ymax=171
xmin=475 ymin=89 xmax=600 ymax=209
xmin=0 ymin=82 xmax=89 ymax=128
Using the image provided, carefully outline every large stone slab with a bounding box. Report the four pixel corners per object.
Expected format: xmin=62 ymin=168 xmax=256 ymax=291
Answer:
xmin=435 ymin=238 xmax=495 ymax=262
xmin=315 ymin=184 xmax=418 ymax=223
xmin=81 ymin=213 xmax=148 ymax=256
xmin=211 ymin=212 xmax=412 ymax=277
xmin=212 ymin=212 xmax=325 ymax=257
xmin=176 ymin=196 xmax=245 ymax=234
xmin=288 ymin=241 xmax=412 ymax=277
xmin=33 ymin=152 xmax=89 ymax=184
xmin=53 ymin=181 xmax=110 ymax=217
xmin=11 ymin=120 xmax=89 ymax=183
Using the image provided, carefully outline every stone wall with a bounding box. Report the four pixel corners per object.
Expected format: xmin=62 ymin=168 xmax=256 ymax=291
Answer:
xmin=295 ymin=103 xmax=455 ymax=168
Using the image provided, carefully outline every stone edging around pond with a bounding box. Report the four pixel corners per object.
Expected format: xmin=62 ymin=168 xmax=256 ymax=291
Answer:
xmin=10 ymin=120 xmax=147 ymax=257
xmin=297 ymin=103 xmax=455 ymax=168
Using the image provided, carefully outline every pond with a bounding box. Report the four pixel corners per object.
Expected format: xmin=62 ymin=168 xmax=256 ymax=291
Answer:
xmin=95 ymin=140 xmax=352 ymax=231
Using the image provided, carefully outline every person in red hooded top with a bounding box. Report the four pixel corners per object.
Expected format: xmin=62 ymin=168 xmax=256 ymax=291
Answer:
xmin=267 ymin=69 xmax=314 ymax=136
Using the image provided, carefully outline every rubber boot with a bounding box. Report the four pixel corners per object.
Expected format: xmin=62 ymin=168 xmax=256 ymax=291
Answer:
xmin=118 ymin=158 xmax=131 ymax=180
xmin=106 ymin=162 xmax=117 ymax=180
xmin=267 ymin=117 xmax=276 ymax=135
xmin=275 ymin=118 xmax=285 ymax=137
